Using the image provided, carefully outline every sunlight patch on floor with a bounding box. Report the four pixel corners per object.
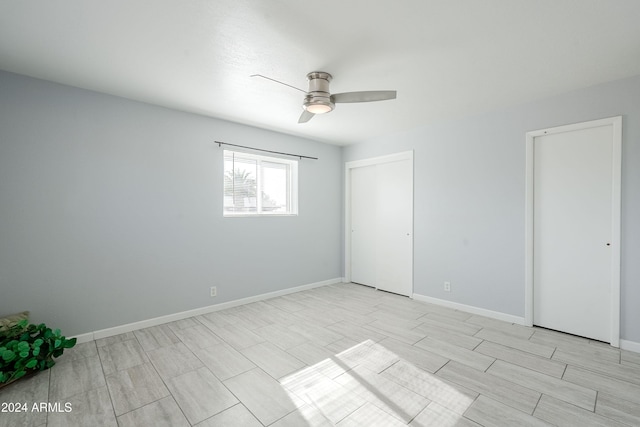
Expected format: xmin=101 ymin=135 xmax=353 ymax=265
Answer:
xmin=280 ymin=339 xmax=472 ymax=426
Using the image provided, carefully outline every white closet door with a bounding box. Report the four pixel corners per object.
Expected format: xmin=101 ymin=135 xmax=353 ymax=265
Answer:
xmin=350 ymin=156 xmax=413 ymax=296
xmin=350 ymin=165 xmax=378 ymax=288
xmin=533 ymin=124 xmax=613 ymax=342
xmin=376 ymin=160 xmax=413 ymax=296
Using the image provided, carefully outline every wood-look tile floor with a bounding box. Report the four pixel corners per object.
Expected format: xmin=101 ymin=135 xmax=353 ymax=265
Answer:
xmin=2 ymin=282 xmax=639 ymax=426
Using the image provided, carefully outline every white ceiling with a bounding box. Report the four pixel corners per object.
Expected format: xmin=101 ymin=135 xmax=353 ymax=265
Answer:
xmin=2 ymin=1 xmax=640 ymax=145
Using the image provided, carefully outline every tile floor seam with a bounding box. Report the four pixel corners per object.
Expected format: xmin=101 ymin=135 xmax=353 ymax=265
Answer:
xmin=432 ymin=358 xmax=452 ymax=376
xmin=436 ymin=362 xmax=542 ymax=415
xmin=212 ymin=401 xmax=267 ymax=427
xmin=461 ymin=394 xmax=482 ymax=426
xmin=491 ymin=360 xmax=600 ymax=413
xmin=356 ymin=364 xmax=432 ymax=421
xmin=94 ymin=340 xmax=119 ymax=425
xmin=377 ymin=400 xmax=418 ymax=426
xmin=141 ymin=345 xmax=193 ymax=426
xmin=592 ymin=392 xmax=640 ymax=427
xmin=547 ymin=390 xmax=631 ymax=427
xmin=113 ymin=394 xmax=175 ymax=421
xmin=335 ymin=400 xmax=368 ymax=425
xmin=568 ymin=362 xmax=640 ymax=390
xmin=246 ymin=401 xmax=272 ymax=427
xmin=483 ymin=357 xmax=497 ymax=373
xmin=216 ymin=381 xmax=262 ymax=425
xmin=531 ymin=392 xmax=543 ymax=418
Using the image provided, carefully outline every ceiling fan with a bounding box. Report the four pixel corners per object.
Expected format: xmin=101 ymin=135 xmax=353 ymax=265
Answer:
xmin=251 ymin=71 xmax=397 ymax=124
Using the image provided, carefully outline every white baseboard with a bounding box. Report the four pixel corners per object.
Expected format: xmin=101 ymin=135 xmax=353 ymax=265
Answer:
xmin=72 ymin=278 xmax=341 ymax=343
xmin=412 ymin=294 xmax=640 ymax=353
xmin=412 ymin=293 xmax=526 ymax=325
xmin=620 ymin=339 xmax=640 ymax=354
xmin=72 ymin=332 xmax=96 ymax=344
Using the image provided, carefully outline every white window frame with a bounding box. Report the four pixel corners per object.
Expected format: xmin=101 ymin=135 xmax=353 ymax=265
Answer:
xmin=223 ymin=149 xmax=298 ymax=217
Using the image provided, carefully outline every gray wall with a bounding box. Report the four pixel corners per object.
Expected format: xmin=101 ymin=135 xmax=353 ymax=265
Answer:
xmin=0 ymin=71 xmax=343 ymax=336
xmin=343 ymin=74 xmax=640 ymax=343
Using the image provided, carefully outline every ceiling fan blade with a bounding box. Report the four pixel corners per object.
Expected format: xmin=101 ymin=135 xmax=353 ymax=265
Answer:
xmin=250 ymin=74 xmax=306 ymax=93
xmin=331 ymin=90 xmax=397 ymax=103
xmin=298 ymin=110 xmax=315 ymax=123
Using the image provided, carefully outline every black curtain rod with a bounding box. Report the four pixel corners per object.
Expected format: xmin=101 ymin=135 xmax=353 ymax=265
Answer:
xmin=215 ymin=141 xmax=318 ymax=160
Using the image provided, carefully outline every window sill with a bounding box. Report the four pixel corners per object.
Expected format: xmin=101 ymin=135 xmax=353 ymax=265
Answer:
xmin=223 ymin=213 xmax=298 ymax=218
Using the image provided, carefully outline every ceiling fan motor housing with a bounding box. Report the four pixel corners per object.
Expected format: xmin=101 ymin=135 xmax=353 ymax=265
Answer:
xmin=304 ymin=71 xmax=334 ymax=113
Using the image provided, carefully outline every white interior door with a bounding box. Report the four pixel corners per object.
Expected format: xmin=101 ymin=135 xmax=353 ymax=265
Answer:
xmin=351 ymin=165 xmax=378 ymax=288
xmin=532 ymin=124 xmax=616 ymax=342
xmin=376 ymin=160 xmax=413 ymax=295
xmin=349 ymin=154 xmax=413 ymax=297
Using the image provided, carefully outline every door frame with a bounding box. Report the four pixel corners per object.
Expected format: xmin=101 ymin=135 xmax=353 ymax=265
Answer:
xmin=524 ymin=116 xmax=622 ymax=346
xmin=344 ymin=150 xmax=414 ymax=295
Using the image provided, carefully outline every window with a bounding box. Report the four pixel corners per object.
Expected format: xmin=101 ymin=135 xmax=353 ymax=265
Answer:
xmin=224 ymin=150 xmax=298 ymax=216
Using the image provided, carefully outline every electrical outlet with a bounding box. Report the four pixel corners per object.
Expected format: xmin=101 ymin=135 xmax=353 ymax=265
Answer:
xmin=210 ymin=286 xmax=217 ymax=297
xmin=444 ymin=281 xmax=451 ymax=292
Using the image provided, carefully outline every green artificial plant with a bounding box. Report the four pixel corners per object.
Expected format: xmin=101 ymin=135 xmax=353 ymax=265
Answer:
xmin=0 ymin=319 xmax=76 ymax=386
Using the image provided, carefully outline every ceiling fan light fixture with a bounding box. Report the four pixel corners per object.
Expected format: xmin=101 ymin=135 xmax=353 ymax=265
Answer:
xmin=303 ymin=92 xmax=334 ymax=114
xmin=305 ymin=102 xmax=333 ymax=114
